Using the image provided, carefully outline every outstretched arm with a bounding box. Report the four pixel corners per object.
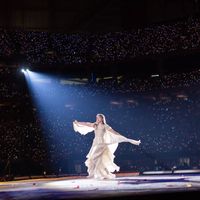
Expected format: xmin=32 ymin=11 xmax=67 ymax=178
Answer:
xmin=74 ymin=120 xmax=94 ymax=128
xmin=105 ymin=124 xmax=141 ymax=145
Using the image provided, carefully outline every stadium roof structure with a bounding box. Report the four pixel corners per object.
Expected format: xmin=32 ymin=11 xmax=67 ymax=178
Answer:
xmin=0 ymin=0 xmax=199 ymax=32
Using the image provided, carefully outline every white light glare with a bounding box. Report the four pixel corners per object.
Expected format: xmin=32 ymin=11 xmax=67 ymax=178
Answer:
xmin=151 ymin=74 xmax=159 ymax=78
xmin=21 ymin=68 xmax=30 ymax=73
xmin=21 ymin=69 xmax=26 ymax=73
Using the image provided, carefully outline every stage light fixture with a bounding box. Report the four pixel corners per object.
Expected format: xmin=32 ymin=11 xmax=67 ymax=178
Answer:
xmin=151 ymin=74 xmax=159 ymax=78
xmin=21 ymin=69 xmax=26 ymax=73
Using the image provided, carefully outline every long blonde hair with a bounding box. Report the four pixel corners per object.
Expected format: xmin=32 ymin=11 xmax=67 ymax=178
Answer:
xmin=97 ymin=113 xmax=106 ymax=124
xmin=94 ymin=113 xmax=107 ymax=129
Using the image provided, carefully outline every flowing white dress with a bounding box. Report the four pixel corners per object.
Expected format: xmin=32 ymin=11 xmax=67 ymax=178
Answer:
xmin=73 ymin=122 xmax=140 ymax=179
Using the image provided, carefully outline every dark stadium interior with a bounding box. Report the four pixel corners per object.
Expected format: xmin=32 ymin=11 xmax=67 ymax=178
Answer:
xmin=0 ymin=0 xmax=200 ymax=75
xmin=1 ymin=0 xmax=200 ymax=200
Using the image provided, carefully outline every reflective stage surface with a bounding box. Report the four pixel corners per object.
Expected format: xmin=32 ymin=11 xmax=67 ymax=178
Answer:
xmin=0 ymin=172 xmax=200 ymax=200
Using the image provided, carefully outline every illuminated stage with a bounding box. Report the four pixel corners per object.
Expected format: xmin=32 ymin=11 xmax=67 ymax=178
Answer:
xmin=0 ymin=172 xmax=200 ymax=200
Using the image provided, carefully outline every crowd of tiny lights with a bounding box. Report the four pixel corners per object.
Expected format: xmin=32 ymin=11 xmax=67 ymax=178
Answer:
xmin=0 ymin=67 xmax=200 ymax=175
xmin=0 ymin=16 xmax=200 ymax=65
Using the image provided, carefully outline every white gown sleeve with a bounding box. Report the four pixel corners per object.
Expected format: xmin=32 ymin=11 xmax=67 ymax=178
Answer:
xmin=103 ymin=124 xmax=141 ymax=154
xmin=73 ymin=122 xmax=94 ymax=135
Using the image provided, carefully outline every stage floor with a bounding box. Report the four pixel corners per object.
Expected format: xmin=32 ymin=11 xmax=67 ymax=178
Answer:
xmin=0 ymin=173 xmax=200 ymax=199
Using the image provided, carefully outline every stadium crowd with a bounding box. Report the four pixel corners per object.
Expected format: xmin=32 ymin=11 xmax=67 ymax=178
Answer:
xmin=0 ymin=16 xmax=200 ymax=65
xmin=1 ymin=67 xmax=200 ymax=176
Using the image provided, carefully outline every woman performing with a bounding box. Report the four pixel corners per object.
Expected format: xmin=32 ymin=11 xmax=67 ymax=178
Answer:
xmin=73 ymin=114 xmax=141 ymax=179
